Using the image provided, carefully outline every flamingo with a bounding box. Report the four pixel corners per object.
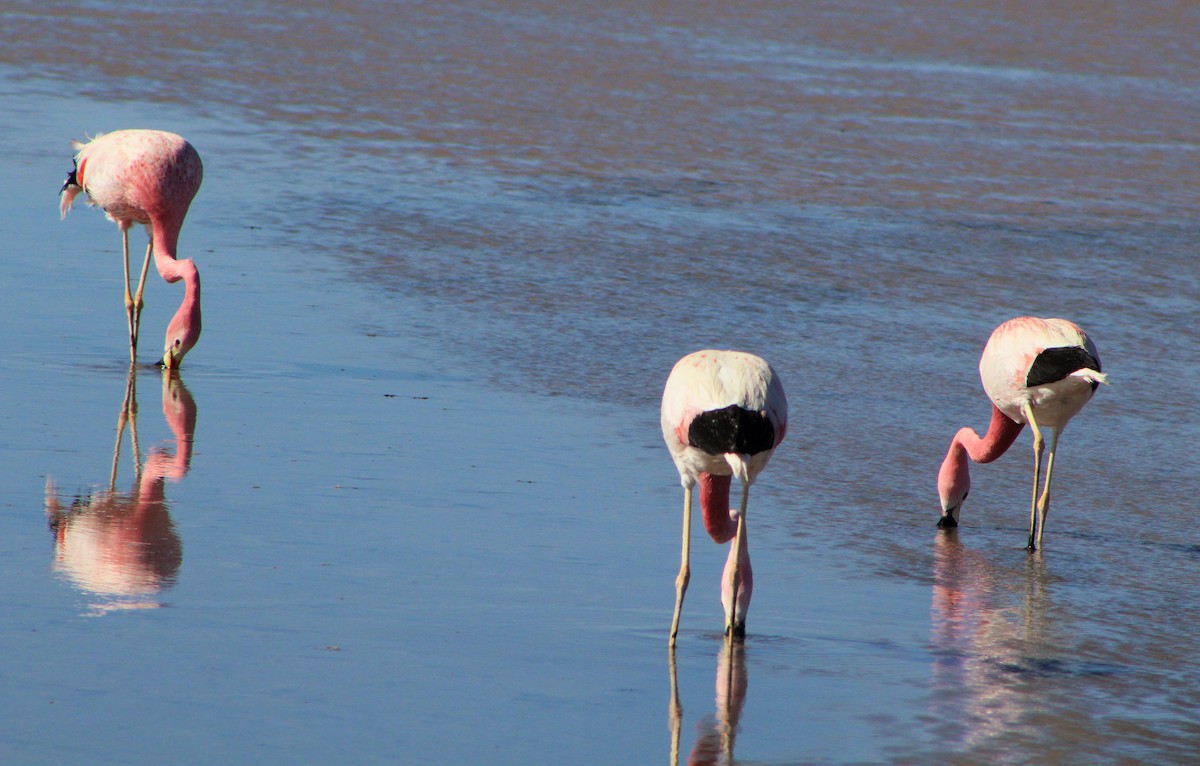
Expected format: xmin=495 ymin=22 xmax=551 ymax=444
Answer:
xmin=937 ymin=317 xmax=1107 ymax=550
xmin=661 ymin=350 xmax=788 ymax=644
xmin=60 ymin=129 xmax=203 ymax=368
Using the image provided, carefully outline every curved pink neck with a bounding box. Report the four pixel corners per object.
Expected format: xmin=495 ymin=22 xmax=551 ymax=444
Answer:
xmin=938 ymin=404 xmax=1024 ymax=513
xmin=955 ymin=404 xmax=1024 ymax=464
xmin=699 ymin=472 xmax=736 ymax=543
xmin=152 ymin=224 xmax=201 ymax=324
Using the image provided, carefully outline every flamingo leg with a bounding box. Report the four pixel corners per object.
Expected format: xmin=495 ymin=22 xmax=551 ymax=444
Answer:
xmin=1035 ymin=428 xmax=1062 ymax=549
xmin=725 ymin=483 xmax=750 ymax=640
xmin=1022 ymin=402 xmax=1045 ymax=551
xmin=669 ymin=484 xmax=693 ymax=647
xmin=121 ymin=228 xmax=137 ymax=363
xmin=130 ymin=240 xmax=154 ymax=359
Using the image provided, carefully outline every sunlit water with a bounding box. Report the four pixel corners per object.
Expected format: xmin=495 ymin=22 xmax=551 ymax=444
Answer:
xmin=1 ymin=1 xmax=1198 ymax=763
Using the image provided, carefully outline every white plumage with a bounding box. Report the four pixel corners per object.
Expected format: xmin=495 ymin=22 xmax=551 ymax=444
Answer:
xmin=938 ymin=317 xmax=1107 ymax=549
xmin=661 ymin=350 xmax=787 ymax=644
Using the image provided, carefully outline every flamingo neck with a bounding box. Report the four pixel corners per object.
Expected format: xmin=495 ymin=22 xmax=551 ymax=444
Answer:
xmin=699 ymin=472 xmax=736 ymax=543
xmin=938 ymin=404 xmax=1024 ymax=514
xmin=163 ymin=258 xmax=201 ymax=320
xmin=956 ymin=404 xmax=1024 ymax=464
xmin=159 ymin=255 xmax=202 ymax=368
xmin=150 ymin=217 xmax=200 ymax=312
xmin=151 ymin=215 xmax=183 ymax=263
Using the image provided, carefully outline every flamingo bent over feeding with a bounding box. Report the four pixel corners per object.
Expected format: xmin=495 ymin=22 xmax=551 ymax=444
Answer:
xmin=60 ymin=129 xmax=203 ymax=368
xmin=937 ymin=317 xmax=1107 ymax=550
xmin=661 ymin=350 xmax=788 ymax=644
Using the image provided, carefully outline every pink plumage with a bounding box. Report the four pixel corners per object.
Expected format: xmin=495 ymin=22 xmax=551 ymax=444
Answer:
xmin=661 ymin=350 xmax=787 ymax=644
xmin=60 ymin=129 xmax=203 ymax=368
xmin=937 ymin=317 xmax=1107 ymax=550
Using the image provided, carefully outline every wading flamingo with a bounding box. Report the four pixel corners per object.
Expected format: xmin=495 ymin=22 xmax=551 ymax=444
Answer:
xmin=661 ymin=350 xmax=787 ymax=644
xmin=937 ymin=317 xmax=1107 ymax=550
xmin=60 ymin=129 xmax=203 ymax=368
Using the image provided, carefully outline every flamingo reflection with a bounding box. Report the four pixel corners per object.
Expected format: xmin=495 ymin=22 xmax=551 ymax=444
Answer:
xmin=45 ymin=367 xmax=196 ymax=613
xmin=929 ymin=533 xmax=1053 ymax=751
xmin=669 ymin=642 xmax=748 ymax=766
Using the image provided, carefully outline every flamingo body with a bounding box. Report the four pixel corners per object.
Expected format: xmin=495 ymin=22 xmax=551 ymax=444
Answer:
xmin=661 ymin=350 xmax=787 ymax=643
xmin=938 ymin=317 xmax=1106 ymax=549
xmin=980 ymin=317 xmax=1103 ymax=430
xmin=61 ymin=129 xmax=203 ymax=367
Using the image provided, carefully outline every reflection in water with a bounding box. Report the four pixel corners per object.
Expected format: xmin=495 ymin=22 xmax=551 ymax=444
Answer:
xmin=669 ymin=642 xmax=747 ymax=766
xmin=929 ymin=532 xmax=1053 ymax=752
xmin=44 ymin=367 xmax=196 ymax=614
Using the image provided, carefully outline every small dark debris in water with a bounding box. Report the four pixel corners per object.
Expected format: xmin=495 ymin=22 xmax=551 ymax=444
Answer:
xmin=321 ymin=645 xmax=341 ymax=652
xmin=384 ymin=393 xmax=397 ymax=397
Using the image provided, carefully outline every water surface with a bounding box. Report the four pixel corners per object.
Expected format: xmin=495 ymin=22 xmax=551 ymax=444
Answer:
xmin=1 ymin=1 xmax=1198 ymax=763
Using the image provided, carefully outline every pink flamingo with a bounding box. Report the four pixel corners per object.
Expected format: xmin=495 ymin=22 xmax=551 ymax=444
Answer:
xmin=937 ymin=317 xmax=1107 ymax=550
xmin=60 ymin=129 xmax=203 ymax=368
xmin=661 ymin=350 xmax=788 ymax=644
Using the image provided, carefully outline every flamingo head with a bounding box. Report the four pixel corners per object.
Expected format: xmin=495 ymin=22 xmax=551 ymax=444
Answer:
xmin=159 ymin=260 xmax=201 ymax=369
xmin=160 ymin=308 xmax=201 ymax=369
xmin=937 ymin=444 xmax=970 ymax=528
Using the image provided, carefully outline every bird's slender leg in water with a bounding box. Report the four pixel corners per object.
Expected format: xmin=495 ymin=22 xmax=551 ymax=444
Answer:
xmin=130 ymin=240 xmax=154 ymax=357
xmin=1035 ymin=428 xmax=1062 ymax=549
xmin=670 ymin=485 xmax=692 ymax=647
xmin=725 ymin=483 xmax=750 ymax=640
xmin=1023 ymin=402 xmax=1045 ymax=551
xmin=121 ymin=228 xmax=137 ymax=362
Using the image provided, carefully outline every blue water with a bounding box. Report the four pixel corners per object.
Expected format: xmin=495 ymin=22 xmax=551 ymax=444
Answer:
xmin=1 ymin=2 xmax=1199 ymax=763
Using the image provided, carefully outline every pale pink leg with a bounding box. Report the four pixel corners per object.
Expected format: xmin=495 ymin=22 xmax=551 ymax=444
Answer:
xmin=724 ymin=483 xmax=751 ymax=640
xmin=670 ymin=484 xmax=692 ymax=646
xmin=121 ymin=228 xmax=136 ymax=362
xmin=1023 ymin=402 xmax=1045 ymax=551
xmin=130 ymin=240 xmax=154 ymax=358
xmin=1035 ymin=428 xmax=1062 ymax=549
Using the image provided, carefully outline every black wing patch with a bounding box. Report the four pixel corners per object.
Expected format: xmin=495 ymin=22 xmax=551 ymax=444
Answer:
xmin=1026 ymin=346 xmax=1102 ymax=390
xmin=60 ymin=159 xmax=78 ymax=195
xmin=687 ymin=405 xmax=776 ymax=456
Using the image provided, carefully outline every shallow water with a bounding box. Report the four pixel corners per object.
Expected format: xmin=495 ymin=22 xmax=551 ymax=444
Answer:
xmin=1 ymin=1 xmax=1199 ymax=763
